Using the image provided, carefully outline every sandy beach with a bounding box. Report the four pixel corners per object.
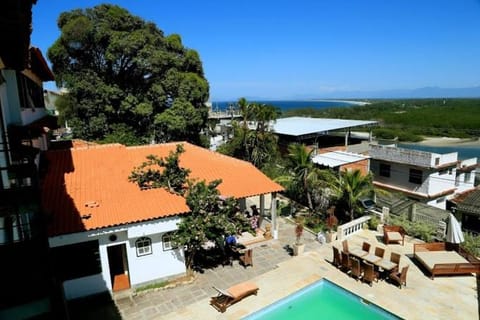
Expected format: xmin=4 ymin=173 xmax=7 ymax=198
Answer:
xmin=416 ymin=136 xmax=480 ymax=147
xmin=314 ymin=99 xmax=370 ymax=106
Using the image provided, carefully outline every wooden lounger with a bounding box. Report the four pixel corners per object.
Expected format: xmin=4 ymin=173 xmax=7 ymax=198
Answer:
xmin=210 ymin=281 xmax=259 ymax=313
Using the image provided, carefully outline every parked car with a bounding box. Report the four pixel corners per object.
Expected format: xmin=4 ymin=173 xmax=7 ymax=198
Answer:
xmin=359 ymin=198 xmax=376 ymax=211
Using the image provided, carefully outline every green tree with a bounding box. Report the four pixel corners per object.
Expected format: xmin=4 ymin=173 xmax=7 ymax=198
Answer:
xmin=129 ymin=144 xmax=190 ymax=195
xmin=218 ymin=98 xmax=279 ymax=168
xmin=129 ymin=143 xmax=249 ymax=274
xmin=173 ymin=180 xmax=249 ymax=274
xmin=274 ymin=143 xmax=317 ymax=210
xmin=329 ymin=169 xmax=374 ymax=221
xmin=48 ymin=4 xmax=209 ymax=145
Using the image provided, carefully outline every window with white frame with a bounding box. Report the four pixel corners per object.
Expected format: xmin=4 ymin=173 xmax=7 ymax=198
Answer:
xmin=135 ymin=237 xmax=152 ymax=256
xmin=162 ymin=232 xmax=176 ymax=251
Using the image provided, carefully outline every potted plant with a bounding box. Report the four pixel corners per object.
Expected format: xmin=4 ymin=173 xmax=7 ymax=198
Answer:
xmin=292 ymin=217 xmax=305 ymax=256
xmin=325 ymin=206 xmax=338 ymax=243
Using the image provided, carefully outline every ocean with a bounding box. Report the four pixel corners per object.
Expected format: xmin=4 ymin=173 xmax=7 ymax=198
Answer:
xmin=397 ymin=143 xmax=479 ymax=161
xmin=210 ymin=100 xmax=358 ymax=112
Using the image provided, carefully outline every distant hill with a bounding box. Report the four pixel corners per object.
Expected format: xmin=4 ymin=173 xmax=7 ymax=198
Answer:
xmin=315 ymin=86 xmax=480 ymax=99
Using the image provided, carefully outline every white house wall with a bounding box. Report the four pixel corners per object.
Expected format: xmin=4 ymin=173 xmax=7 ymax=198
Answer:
xmin=49 ymin=216 xmax=185 ymax=300
xmin=126 ymin=233 xmax=185 ymax=286
xmin=427 ymin=169 xmax=455 ymax=196
xmin=372 ymin=161 xmax=431 ymax=195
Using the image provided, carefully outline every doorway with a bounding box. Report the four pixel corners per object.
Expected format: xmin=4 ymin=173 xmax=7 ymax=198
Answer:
xmin=107 ymin=244 xmax=130 ymax=291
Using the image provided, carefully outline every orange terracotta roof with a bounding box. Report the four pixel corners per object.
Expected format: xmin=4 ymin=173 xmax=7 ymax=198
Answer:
xmin=41 ymin=142 xmax=284 ymax=236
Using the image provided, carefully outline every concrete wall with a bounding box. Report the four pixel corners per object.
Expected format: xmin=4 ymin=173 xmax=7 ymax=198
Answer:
xmin=369 ymin=144 xmax=457 ymax=168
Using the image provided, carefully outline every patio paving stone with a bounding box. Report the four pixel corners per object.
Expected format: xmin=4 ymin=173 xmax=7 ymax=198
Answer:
xmin=113 ymin=216 xmax=479 ymax=320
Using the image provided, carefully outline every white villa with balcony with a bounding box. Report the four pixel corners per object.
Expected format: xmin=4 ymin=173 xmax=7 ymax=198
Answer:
xmin=369 ymin=144 xmax=477 ymax=209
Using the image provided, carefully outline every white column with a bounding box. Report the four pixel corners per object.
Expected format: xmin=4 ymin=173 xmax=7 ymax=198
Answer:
xmin=259 ymin=194 xmax=265 ymax=216
xmin=271 ymin=192 xmax=278 ymax=239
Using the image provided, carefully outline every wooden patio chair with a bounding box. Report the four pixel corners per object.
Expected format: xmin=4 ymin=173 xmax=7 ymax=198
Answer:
xmin=362 ymin=242 xmax=371 ymax=253
xmin=342 ymin=239 xmax=349 ymax=253
xmin=332 ymin=246 xmax=342 ymax=268
xmin=210 ymin=281 xmax=259 ymax=313
xmin=239 ymin=249 xmax=253 ymax=268
xmin=390 ymin=252 xmax=401 ymax=272
xmin=341 ymin=251 xmax=351 ymax=272
xmin=350 ymin=257 xmax=363 ymax=281
xmin=389 ymin=265 xmax=409 ymax=289
xmin=374 ymin=247 xmax=385 ymax=259
xmin=362 ymin=261 xmax=378 ymax=286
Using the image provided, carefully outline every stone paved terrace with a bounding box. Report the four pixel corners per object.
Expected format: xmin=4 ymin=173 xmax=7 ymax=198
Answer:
xmin=114 ymin=217 xmax=479 ymax=320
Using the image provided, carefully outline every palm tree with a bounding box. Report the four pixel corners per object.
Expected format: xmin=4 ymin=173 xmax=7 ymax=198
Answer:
xmin=329 ymin=169 xmax=374 ymax=221
xmin=286 ymin=143 xmax=316 ymax=210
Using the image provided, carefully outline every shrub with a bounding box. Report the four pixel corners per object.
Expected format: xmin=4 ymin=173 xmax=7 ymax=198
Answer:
xmin=368 ymin=215 xmax=379 ymax=230
xmin=397 ymin=132 xmax=423 ymax=142
xmin=304 ymin=214 xmax=325 ymax=233
xmin=389 ymin=214 xmax=436 ymax=242
xmin=461 ymin=233 xmax=480 ymax=257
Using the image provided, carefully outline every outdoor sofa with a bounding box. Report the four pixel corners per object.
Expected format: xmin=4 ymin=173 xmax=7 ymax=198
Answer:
xmin=413 ymin=242 xmax=480 ymax=279
xmin=383 ymin=225 xmax=406 ymax=246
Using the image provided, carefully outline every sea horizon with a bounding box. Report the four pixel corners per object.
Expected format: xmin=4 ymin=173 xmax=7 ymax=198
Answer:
xmin=210 ymin=99 xmax=361 ymax=111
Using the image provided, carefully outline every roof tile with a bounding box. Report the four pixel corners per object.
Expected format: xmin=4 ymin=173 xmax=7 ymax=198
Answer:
xmin=42 ymin=142 xmax=283 ymax=236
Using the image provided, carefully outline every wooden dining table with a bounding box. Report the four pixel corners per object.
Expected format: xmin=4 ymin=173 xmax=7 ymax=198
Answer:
xmin=349 ymin=247 xmax=369 ymax=258
xmin=375 ymin=259 xmax=397 ymax=272
xmin=362 ymin=253 xmax=382 ymax=265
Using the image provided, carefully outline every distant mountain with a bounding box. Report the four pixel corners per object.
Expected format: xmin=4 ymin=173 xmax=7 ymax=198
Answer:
xmin=215 ymin=86 xmax=480 ymax=102
xmin=315 ymin=86 xmax=480 ymax=99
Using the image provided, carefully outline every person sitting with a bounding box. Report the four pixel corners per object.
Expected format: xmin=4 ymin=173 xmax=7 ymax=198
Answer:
xmin=250 ymin=215 xmax=259 ymax=229
xmin=226 ymin=234 xmax=237 ymax=247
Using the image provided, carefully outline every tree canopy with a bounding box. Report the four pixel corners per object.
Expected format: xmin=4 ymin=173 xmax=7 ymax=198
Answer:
xmin=48 ymin=4 xmax=209 ymax=145
xmin=218 ymin=97 xmax=280 ymax=168
xmin=128 ymin=143 xmax=250 ymax=273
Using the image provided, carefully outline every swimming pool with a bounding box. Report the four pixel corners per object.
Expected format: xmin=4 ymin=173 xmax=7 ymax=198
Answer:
xmin=243 ymin=279 xmax=400 ymax=320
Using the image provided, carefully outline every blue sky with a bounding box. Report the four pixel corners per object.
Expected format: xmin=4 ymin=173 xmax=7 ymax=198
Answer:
xmin=32 ymin=0 xmax=480 ymax=101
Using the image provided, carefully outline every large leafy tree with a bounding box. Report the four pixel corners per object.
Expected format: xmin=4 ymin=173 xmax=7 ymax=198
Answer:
xmin=128 ymin=144 xmax=190 ymax=195
xmin=129 ymin=143 xmax=249 ymax=274
xmin=174 ymin=180 xmax=249 ymax=274
xmin=48 ymin=4 xmax=209 ymax=145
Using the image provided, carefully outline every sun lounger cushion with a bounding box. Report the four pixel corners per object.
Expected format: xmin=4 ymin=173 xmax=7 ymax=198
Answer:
xmin=415 ymin=251 xmax=469 ymax=271
xmin=211 ymin=281 xmax=259 ymax=312
xmin=227 ymin=281 xmax=258 ymax=298
xmin=386 ymin=231 xmax=403 ymax=242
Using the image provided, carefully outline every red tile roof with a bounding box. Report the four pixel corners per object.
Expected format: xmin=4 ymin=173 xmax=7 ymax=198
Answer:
xmin=41 ymin=142 xmax=284 ymax=236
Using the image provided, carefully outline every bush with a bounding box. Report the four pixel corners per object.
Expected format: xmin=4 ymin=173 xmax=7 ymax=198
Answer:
xmin=373 ymin=128 xmax=396 ymax=140
xmin=304 ymin=214 xmax=325 ymax=233
xmin=389 ymin=214 xmax=436 ymax=242
xmin=368 ymin=215 xmax=379 ymax=230
xmin=397 ymin=132 xmax=423 ymax=142
xmin=461 ymin=233 xmax=480 ymax=257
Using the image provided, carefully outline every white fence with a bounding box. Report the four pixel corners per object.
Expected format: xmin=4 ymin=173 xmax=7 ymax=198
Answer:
xmin=337 ymin=216 xmax=371 ymax=241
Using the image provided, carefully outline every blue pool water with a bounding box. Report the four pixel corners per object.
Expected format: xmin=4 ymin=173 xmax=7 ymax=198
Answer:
xmin=243 ymin=279 xmax=401 ymax=320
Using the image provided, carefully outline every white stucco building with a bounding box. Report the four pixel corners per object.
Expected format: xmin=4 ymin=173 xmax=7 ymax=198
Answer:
xmin=42 ymin=142 xmax=283 ymax=300
xmin=369 ymin=144 xmax=477 ymax=209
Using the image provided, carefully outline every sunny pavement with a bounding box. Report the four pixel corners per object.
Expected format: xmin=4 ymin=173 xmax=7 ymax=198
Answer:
xmin=115 ymin=217 xmax=479 ymax=320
